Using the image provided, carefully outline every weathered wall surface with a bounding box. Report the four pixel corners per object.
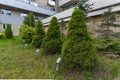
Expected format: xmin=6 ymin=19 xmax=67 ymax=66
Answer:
xmin=88 ymin=11 xmax=120 ymax=37
xmin=43 ymin=12 xmax=120 ymax=38
xmin=0 ymin=24 xmax=20 ymax=36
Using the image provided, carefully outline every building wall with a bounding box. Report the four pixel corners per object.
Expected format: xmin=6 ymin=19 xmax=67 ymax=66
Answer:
xmin=0 ymin=24 xmax=2 ymax=33
xmin=0 ymin=11 xmax=24 ymax=25
xmin=0 ymin=24 xmax=20 ymax=36
xmin=0 ymin=10 xmax=23 ymax=36
xmin=31 ymin=0 xmax=48 ymax=7
xmin=31 ymin=0 xmax=55 ymax=11
xmin=88 ymin=11 xmax=120 ymax=37
xmin=43 ymin=11 xmax=120 ymax=38
xmin=12 ymin=25 xmax=20 ymax=36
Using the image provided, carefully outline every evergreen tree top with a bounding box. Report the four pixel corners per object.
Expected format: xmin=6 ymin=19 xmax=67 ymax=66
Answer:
xmin=35 ymin=20 xmax=45 ymax=35
xmin=23 ymin=12 xmax=35 ymax=27
xmin=46 ymin=16 xmax=61 ymax=39
xmin=69 ymin=9 xmax=87 ymax=30
xmin=49 ymin=17 xmax=59 ymax=27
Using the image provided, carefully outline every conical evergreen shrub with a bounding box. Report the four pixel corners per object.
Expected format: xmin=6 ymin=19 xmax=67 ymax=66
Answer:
xmin=32 ymin=20 xmax=45 ymax=48
xmin=5 ymin=24 xmax=13 ymax=38
xmin=62 ymin=9 xmax=97 ymax=70
xmin=23 ymin=12 xmax=35 ymax=27
xmin=29 ymin=12 xmax=35 ymax=27
xmin=41 ymin=17 xmax=62 ymax=54
xmin=21 ymin=26 xmax=34 ymax=44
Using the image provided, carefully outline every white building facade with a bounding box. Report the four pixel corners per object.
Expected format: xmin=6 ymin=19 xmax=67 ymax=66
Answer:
xmin=0 ymin=0 xmax=56 ymax=36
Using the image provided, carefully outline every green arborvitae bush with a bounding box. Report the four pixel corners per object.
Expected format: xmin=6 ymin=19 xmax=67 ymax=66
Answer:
xmin=41 ymin=17 xmax=62 ymax=54
xmin=62 ymin=9 xmax=97 ymax=70
xmin=5 ymin=24 xmax=13 ymax=38
xmin=0 ymin=33 xmax=5 ymax=39
xmin=32 ymin=20 xmax=45 ymax=48
xmin=20 ymin=26 xmax=34 ymax=44
xmin=19 ymin=24 xmax=28 ymax=36
xmin=29 ymin=12 xmax=35 ymax=27
xmin=23 ymin=12 xmax=35 ymax=27
xmin=23 ymin=15 xmax=29 ymax=26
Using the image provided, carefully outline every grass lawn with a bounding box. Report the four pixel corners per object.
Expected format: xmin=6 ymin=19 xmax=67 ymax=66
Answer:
xmin=0 ymin=37 xmax=120 ymax=79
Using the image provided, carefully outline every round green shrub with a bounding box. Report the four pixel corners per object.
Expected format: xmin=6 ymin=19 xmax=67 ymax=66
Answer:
xmin=62 ymin=9 xmax=97 ymax=70
xmin=4 ymin=24 xmax=13 ymax=39
xmin=19 ymin=24 xmax=28 ymax=36
xmin=21 ymin=27 xmax=35 ymax=44
xmin=41 ymin=17 xmax=62 ymax=54
xmin=0 ymin=33 xmax=5 ymax=39
xmin=32 ymin=20 xmax=45 ymax=48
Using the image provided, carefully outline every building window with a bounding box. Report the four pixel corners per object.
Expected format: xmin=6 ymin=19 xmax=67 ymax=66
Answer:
xmin=44 ymin=5 xmax=49 ymax=10
xmin=2 ymin=23 xmax=6 ymax=30
xmin=1 ymin=9 xmax=11 ymax=16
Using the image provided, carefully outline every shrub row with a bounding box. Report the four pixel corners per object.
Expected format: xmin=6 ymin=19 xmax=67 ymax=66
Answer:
xmin=19 ymin=9 xmax=98 ymax=71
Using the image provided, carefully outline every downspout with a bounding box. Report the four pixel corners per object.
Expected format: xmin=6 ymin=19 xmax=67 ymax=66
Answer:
xmin=55 ymin=0 xmax=59 ymax=12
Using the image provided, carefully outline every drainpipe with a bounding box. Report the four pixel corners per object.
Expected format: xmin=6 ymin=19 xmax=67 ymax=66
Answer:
xmin=28 ymin=0 xmax=30 ymax=4
xmin=55 ymin=0 xmax=59 ymax=12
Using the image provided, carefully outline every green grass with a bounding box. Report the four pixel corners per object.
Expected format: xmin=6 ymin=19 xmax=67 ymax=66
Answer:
xmin=0 ymin=37 xmax=120 ymax=79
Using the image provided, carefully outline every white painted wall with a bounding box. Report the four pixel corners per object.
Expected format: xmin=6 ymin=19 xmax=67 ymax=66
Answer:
xmin=90 ymin=0 xmax=120 ymax=10
xmin=0 ymin=11 xmax=24 ymax=25
xmin=59 ymin=0 xmax=71 ymax=7
xmin=0 ymin=0 xmax=56 ymax=16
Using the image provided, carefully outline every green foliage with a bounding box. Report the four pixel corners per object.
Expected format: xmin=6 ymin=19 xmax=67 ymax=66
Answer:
xmin=20 ymin=12 xmax=35 ymax=44
xmin=98 ymin=8 xmax=120 ymax=38
xmin=111 ymin=32 xmax=120 ymax=39
xmin=94 ymin=38 xmax=120 ymax=55
xmin=62 ymin=9 xmax=97 ymax=70
xmin=77 ymin=0 xmax=94 ymax=18
xmin=4 ymin=24 xmax=13 ymax=38
xmin=20 ymin=26 xmax=35 ymax=44
xmin=0 ymin=33 xmax=5 ymax=39
xmin=0 ymin=38 xmax=120 ymax=79
xmin=41 ymin=17 xmax=62 ymax=54
xmin=23 ymin=15 xmax=29 ymax=26
xmin=77 ymin=0 xmax=93 ymax=11
xmin=32 ymin=20 xmax=45 ymax=48
xmin=19 ymin=24 xmax=28 ymax=36
xmin=23 ymin=12 xmax=35 ymax=27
